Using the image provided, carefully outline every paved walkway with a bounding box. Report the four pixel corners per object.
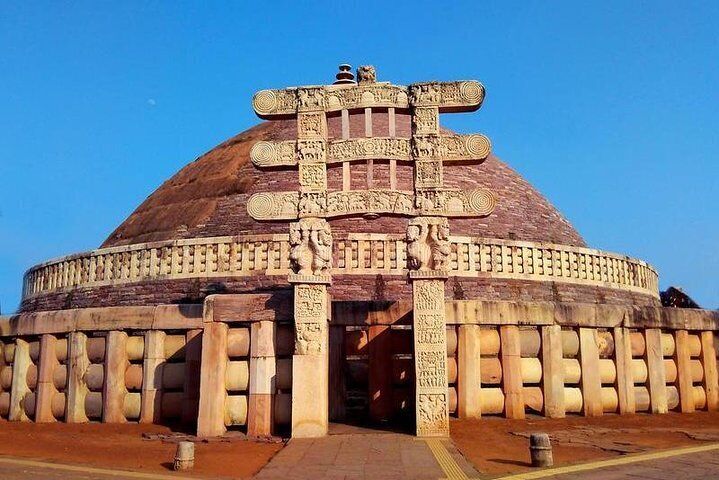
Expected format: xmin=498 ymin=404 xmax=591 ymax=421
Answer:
xmin=493 ymin=444 xmax=719 ymax=480
xmin=254 ymin=433 xmax=478 ymax=480
xmin=1 ymin=437 xmax=719 ymax=479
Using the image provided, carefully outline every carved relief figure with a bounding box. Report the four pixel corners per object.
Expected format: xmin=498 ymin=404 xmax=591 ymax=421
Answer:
xmin=310 ymin=225 xmax=333 ymax=276
xmin=289 ymin=222 xmax=313 ymax=275
xmin=407 ymin=218 xmax=450 ymax=271
xmin=430 ymin=222 xmax=451 ymax=271
xmin=298 ymin=192 xmax=326 ymax=216
xmin=297 ymin=88 xmax=324 ymax=110
xmin=407 ymin=223 xmax=431 ymax=271
xmin=289 ymin=218 xmax=333 ymax=277
xmin=417 ymin=393 xmax=448 ymax=435
xmin=357 ymin=65 xmax=377 ymax=83
xmin=295 ymin=322 xmax=324 ymax=354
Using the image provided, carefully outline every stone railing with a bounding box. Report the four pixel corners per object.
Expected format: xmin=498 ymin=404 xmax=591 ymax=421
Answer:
xmin=22 ymin=234 xmax=659 ymax=299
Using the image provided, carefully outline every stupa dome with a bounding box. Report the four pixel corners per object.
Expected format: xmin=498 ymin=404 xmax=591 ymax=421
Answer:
xmin=20 ymin=86 xmax=658 ymax=312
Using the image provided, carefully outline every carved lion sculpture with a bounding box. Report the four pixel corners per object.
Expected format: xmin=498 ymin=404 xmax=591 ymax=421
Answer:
xmin=357 ymin=65 xmax=376 ymax=84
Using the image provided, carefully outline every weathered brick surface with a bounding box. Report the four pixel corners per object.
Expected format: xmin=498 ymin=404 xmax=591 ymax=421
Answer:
xmin=18 ymin=111 xmax=656 ymax=313
xmin=20 ymin=275 xmax=658 ymax=312
xmin=101 ymin=112 xmax=584 ymax=247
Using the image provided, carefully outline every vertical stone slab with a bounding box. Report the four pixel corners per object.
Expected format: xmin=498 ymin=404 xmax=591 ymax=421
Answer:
xmin=541 ymin=325 xmax=565 ymax=418
xmin=182 ymin=329 xmax=202 ymax=425
xmin=674 ymin=330 xmax=695 ymax=413
xmin=9 ymin=339 xmax=31 ymax=421
xmin=197 ymin=322 xmax=228 ymax=437
xmin=700 ymin=331 xmax=719 ymax=411
xmin=579 ymin=328 xmax=602 ymax=417
xmin=644 ymin=328 xmax=668 ymax=414
xmin=457 ymin=324 xmax=481 ymax=419
xmin=140 ymin=331 xmax=165 ymax=423
xmin=368 ymin=324 xmax=393 ymax=423
xmin=500 ymin=325 xmax=524 ymax=419
xmin=66 ymin=332 xmax=89 ymax=423
xmin=328 ymin=325 xmax=346 ymax=421
xmin=613 ymin=327 xmax=635 ymax=414
xmin=413 ymin=279 xmax=450 ymax=436
xmin=291 ymin=283 xmax=329 ymax=438
xmin=35 ymin=334 xmax=58 ymax=423
xmin=248 ymin=321 xmax=276 ymax=437
xmin=103 ymin=331 xmax=128 ymax=423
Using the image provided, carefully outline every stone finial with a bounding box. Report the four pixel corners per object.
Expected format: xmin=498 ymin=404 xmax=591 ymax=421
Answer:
xmin=357 ymin=65 xmax=376 ymax=84
xmin=333 ymin=64 xmax=356 ymax=84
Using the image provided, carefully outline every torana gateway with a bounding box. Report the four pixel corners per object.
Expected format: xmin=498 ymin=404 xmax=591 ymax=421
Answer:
xmin=3 ymin=65 xmax=718 ymax=438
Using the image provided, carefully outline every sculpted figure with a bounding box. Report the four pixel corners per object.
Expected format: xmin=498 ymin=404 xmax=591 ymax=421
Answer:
xmin=429 ymin=222 xmax=451 ymax=270
xmin=407 ymin=223 xmax=431 ymax=270
xmin=357 ymin=65 xmax=376 ymax=83
xmin=289 ymin=222 xmax=313 ymax=275
xmin=310 ymin=224 xmax=333 ymax=275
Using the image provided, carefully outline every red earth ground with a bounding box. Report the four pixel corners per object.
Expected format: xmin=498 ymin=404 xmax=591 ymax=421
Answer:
xmin=451 ymin=411 xmax=719 ymax=475
xmin=1 ymin=413 xmax=719 ymax=478
xmin=0 ymin=421 xmax=282 ymax=479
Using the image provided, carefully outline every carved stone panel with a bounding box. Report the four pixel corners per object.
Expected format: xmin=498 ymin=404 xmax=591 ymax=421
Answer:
xmin=288 ymin=218 xmax=332 ymax=280
xmin=297 ymin=87 xmax=326 ymax=112
xmin=409 ymin=81 xmax=485 ymax=111
xmin=293 ymin=283 xmax=328 ymax=355
xmin=298 ymin=163 xmax=327 ymax=192
xmin=246 ymin=188 xmax=497 ymax=220
xmin=250 ymin=141 xmax=297 ymax=167
xmin=412 ymin=279 xmax=449 ymax=437
xmin=412 ymin=107 xmax=439 ymax=136
xmin=249 ymin=134 xmax=491 ymax=168
xmin=415 ymin=188 xmax=497 ymax=217
xmin=252 ymin=79 xmax=483 ymax=118
xmin=325 ymin=84 xmax=409 ymax=111
xmin=440 ymin=134 xmax=491 ymax=161
xmin=328 ymin=137 xmax=411 ymax=162
xmin=407 ymin=217 xmax=450 ymax=276
xmin=297 ymin=112 xmax=327 ymax=139
xmin=415 ymin=160 xmax=444 ymax=189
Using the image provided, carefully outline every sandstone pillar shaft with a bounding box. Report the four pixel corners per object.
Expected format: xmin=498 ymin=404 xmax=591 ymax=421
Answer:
xmin=291 ymin=283 xmax=330 ymax=438
xmin=140 ymin=330 xmax=165 ymax=423
xmin=9 ymin=339 xmax=31 ymax=421
xmin=457 ymin=324 xmax=481 ymax=419
xmin=35 ymin=334 xmax=59 ymax=422
xmin=66 ymin=332 xmax=89 ymax=423
xmin=645 ymin=328 xmax=668 ymax=414
xmin=500 ymin=325 xmax=524 ymax=419
xmin=412 ymin=278 xmax=450 ymax=436
xmin=674 ymin=330 xmax=695 ymax=413
xmin=541 ymin=325 xmax=565 ymax=418
xmin=103 ymin=331 xmax=128 ymax=423
xmin=248 ymin=321 xmax=276 ymax=437
xmin=579 ymin=328 xmax=602 ymax=417
xmin=197 ymin=322 xmax=228 ymax=437
xmin=613 ymin=327 xmax=636 ymax=414
xmin=700 ymin=331 xmax=719 ymax=411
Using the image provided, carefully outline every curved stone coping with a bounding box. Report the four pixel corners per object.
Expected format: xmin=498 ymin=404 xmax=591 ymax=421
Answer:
xmin=2 ymin=298 xmax=717 ymax=337
xmin=22 ymin=234 xmax=659 ymax=300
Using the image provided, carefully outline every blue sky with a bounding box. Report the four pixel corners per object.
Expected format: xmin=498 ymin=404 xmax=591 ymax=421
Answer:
xmin=0 ymin=1 xmax=717 ymax=313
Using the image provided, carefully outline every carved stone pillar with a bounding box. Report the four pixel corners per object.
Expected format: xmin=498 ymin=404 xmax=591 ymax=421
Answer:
xmin=289 ymin=217 xmax=332 ymax=438
xmin=407 ymin=217 xmax=450 ymax=437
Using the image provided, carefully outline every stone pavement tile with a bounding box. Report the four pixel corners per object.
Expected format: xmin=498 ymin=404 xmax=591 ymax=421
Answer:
xmin=619 ymin=465 xmax=685 ymax=480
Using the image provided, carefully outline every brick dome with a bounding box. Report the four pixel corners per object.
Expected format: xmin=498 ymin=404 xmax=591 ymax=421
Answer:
xmin=21 ymin=110 xmax=661 ymax=313
xmin=102 ymin=112 xmax=584 ymax=248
